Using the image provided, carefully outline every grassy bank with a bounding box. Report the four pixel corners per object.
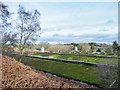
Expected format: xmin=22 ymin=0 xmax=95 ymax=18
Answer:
xmin=14 ymin=55 xmax=117 ymax=88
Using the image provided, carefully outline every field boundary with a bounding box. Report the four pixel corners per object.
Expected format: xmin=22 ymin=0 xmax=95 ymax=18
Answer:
xmin=27 ymin=55 xmax=117 ymax=69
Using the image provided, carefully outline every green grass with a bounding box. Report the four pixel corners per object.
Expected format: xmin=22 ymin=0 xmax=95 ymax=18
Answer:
xmin=31 ymin=53 xmax=118 ymax=65
xmin=13 ymin=55 xmax=117 ymax=88
xmin=31 ymin=53 xmax=54 ymax=57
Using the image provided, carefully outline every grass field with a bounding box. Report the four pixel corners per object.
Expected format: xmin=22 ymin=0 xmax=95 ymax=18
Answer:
xmin=31 ymin=53 xmax=118 ymax=65
xmin=14 ymin=55 xmax=118 ymax=88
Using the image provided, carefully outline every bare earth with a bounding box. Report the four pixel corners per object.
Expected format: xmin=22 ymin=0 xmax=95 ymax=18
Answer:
xmin=1 ymin=54 xmax=97 ymax=88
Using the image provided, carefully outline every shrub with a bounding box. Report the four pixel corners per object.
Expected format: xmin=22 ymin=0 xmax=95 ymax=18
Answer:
xmin=96 ymin=48 xmax=101 ymax=52
xmin=105 ymin=48 xmax=114 ymax=55
xmin=93 ymin=58 xmax=118 ymax=88
xmin=91 ymin=44 xmax=95 ymax=50
xmin=93 ymin=61 xmax=118 ymax=88
xmin=2 ymin=44 xmax=15 ymax=57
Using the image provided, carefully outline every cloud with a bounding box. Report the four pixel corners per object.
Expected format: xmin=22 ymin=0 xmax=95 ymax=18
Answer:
xmin=4 ymin=2 xmax=118 ymax=44
xmin=37 ymin=32 xmax=118 ymax=44
xmin=40 ymin=21 xmax=117 ymax=38
xmin=105 ymin=20 xmax=114 ymax=25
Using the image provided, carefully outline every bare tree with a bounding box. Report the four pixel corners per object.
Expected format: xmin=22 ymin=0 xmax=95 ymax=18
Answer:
xmin=17 ymin=5 xmax=41 ymax=54
xmin=0 ymin=2 xmax=11 ymax=29
xmin=0 ymin=2 xmax=17 ymax=56
xmin=0 ymin=1 xmax=11 ymax=44
xmin=2 ymin=32 xmax=17 ymax=45
xmin=0 ymin=2 xmax=17 ymax=45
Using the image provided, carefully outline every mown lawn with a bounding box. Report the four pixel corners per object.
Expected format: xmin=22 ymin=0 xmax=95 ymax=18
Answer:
xmin=14 ymin=55 xmax=117 ymax=88
xmin=31 ymin=53 xmax=118 ymax=65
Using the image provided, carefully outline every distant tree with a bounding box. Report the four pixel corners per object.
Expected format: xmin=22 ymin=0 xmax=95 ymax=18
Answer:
xmin=91 ymin=44 xmax=95 ymax=50
xmin=16 ymin=5 xmax=41 ymax=54
xmin=118 ymin=46 xmax=120 ymax=56
xmin=88 ymin=42 xmax=96 ymax=46
xmin=113 ymin=41 xmax=119 ymax=54
xmin=70 ymin=43 xmax=79 ymax=46
xmin=97 ymin=48 xmax=101 ymax=52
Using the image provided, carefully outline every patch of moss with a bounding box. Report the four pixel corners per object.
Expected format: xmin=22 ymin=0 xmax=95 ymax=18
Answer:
xmin=32 ymin=53 xmax=117 ymax=65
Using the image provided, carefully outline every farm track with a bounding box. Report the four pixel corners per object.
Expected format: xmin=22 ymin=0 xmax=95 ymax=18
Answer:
xmin=1 ymin=54 xmax=97 ymax=88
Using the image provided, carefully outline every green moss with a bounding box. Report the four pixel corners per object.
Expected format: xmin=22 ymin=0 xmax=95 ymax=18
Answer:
xmin=67 ymin=57 xmax=73 ymax=60
xmin=24 ymin=58 xmax=98 ymax=84
xmin=31 ymin=53 xmax=117 ymax=65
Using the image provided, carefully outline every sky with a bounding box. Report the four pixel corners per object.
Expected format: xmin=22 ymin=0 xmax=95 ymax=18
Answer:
xmin=4 ymin=1 xmax=118 ymax=44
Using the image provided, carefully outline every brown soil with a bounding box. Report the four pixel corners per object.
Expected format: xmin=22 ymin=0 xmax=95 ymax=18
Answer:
xmin=1 ymin=54 xmax=97 ymax=88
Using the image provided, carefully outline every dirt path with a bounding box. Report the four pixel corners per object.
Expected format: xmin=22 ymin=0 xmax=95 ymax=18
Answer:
xmin=1 ymin=54 xmax=96 ymax=88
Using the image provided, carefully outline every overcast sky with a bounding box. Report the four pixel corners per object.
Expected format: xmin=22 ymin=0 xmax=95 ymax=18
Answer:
xmin=4 ymin=2 xmax=118 ymax=44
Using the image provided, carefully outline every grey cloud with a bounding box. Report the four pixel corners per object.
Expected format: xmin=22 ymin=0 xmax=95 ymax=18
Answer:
xmin=105 ymin=20 xmax=114 ymax=25
xmin=37 ymin=33 xmax=118 ymax=44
